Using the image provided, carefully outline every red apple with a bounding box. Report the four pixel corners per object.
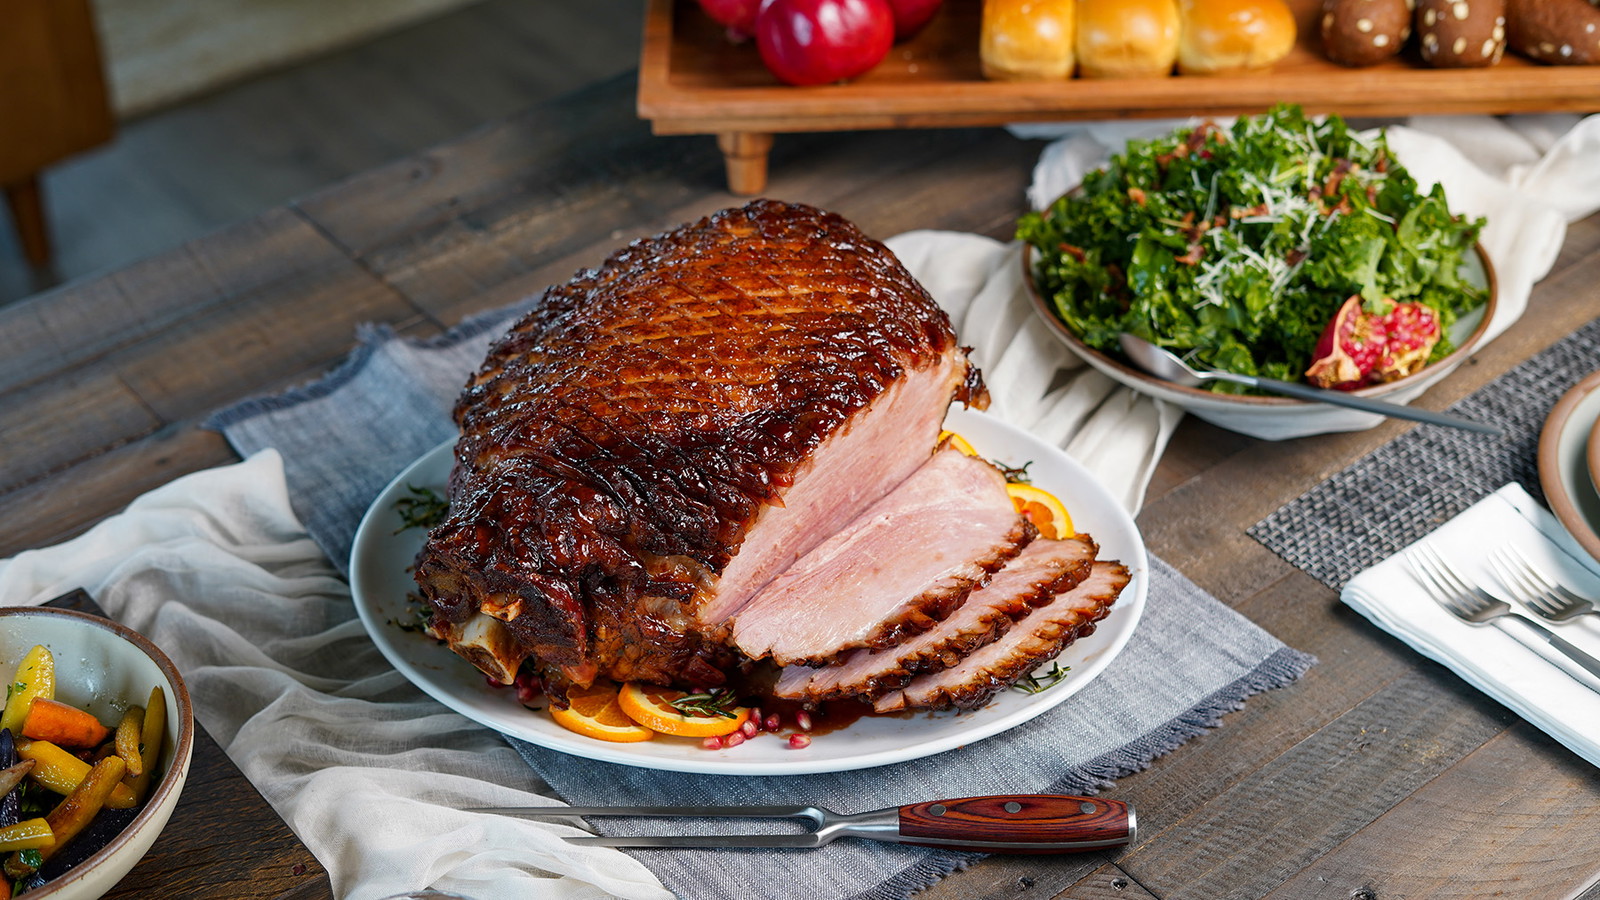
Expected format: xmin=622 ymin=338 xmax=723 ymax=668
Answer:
xmin=695 ymin=0 xmax=762 ymax=40
xmin=886 ymin=0 xmax=942 ymax=41
xmin=755 ymin=0 xmax=895 ymax=86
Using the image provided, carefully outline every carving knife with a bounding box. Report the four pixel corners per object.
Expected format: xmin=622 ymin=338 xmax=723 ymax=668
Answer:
xmin=469 ymin=794 xmax=1135 ymax=852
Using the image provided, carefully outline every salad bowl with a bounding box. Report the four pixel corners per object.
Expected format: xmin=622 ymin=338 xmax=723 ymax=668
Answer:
xmin=1019 ymin=107 xmax=1499 ymax=442
xmin=1023 ymin=241 xmax=1497 ymax=441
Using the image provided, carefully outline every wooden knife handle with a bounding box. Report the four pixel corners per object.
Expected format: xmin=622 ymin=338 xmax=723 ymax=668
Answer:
xmin=896 ymin=794 xmax=1134 ymax=854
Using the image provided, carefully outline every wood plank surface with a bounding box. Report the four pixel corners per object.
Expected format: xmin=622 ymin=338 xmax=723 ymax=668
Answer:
xmin=3 ymin=51 xmax=1600 ymax=900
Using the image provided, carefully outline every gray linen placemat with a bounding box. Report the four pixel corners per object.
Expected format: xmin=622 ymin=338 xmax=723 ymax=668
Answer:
xmin=211 ymin=306 xmax=1315 ymax=900
xmin=1250 ymin=315 xmax=1600 ymax=589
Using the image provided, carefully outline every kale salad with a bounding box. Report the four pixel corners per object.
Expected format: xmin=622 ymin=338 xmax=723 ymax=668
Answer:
xmin=1018 ymin=105 xmax=1488 ymax=392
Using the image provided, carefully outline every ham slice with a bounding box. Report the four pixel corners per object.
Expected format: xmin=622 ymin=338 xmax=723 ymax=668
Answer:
xmin=729 ymin=446 xmax=1033 ymax=667
xmin=773 ymin=533 xmax=1099 ymax=703
xmin=874 ymin=559 xmax=1130 ymax=713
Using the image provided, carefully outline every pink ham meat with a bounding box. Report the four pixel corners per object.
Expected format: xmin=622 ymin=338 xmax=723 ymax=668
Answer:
xmin=729 ymin=446 xmax=1033 ymax=667
xmin=773 ymin=533 xmax=1099 ymax=703
xmin=873 ymin=559 xmax=1130 ymax=713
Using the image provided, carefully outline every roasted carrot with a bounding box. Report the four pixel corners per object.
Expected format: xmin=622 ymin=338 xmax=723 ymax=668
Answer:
xmin=15 ymin=740 xmax=137 ymax=809
xmin=0 ymin=647 xmax=54 ymax=737
xmin=121 ymin=687 xmax=164 ymax=803
xmin=40 ymin=756 xmax=125 ymax=862
xmin=20 ymin=699 xmax=110 ymax=750
xmin=113 ymin=706 xmax=144 ymax=777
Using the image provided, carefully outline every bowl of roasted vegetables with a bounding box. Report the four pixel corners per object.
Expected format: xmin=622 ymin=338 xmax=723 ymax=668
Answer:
xmin=0 ymin=607 xmax=193 ymax=899
xmin=1020 ymin=104 xmax=1496 ymax=441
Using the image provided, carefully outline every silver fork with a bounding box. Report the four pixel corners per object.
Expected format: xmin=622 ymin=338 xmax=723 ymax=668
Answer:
xmin=1489 ymin=545 xmax=1599 ymax=623
xmin=1407 ymin=543 xmax=1600 ymax=691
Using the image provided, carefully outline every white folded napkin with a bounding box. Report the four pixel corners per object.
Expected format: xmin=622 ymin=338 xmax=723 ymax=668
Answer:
xmin=1341 ymin=483 xmax=1600 ymax=767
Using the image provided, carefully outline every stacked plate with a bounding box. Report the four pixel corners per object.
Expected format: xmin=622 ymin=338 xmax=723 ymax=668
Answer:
xmin=1539 ymin=370 xmax=1600 ymax=564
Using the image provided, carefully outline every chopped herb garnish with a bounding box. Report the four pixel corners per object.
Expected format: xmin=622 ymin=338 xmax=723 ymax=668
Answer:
xmin=995 ymin=460 xmax=1033 ymax=484
xmin=16 ymin=848 xmax=41 ymax=871
xmin=387 ymin=603 xmax=433 ymax=634
xmin=669 ymin=690 xmax=743 ymax=719
xmin=394 ymin=484 xmax=449 ymax=533
xmin=1012 ymin=662 xmax=1072 ymax=695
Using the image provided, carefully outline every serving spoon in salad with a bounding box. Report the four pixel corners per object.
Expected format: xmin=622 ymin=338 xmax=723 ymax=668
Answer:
xmin=1117 ymin=333 xmax=1501 ymax=435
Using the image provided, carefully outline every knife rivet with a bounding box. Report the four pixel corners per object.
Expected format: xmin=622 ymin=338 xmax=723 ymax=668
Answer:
xmin=930 ymin=804 xmax=946 ymax=816
xmin=1080 ymin=802 xmax=1096 ymax=814
xmin=1004 ymin=801 xmax=1021 ymax=813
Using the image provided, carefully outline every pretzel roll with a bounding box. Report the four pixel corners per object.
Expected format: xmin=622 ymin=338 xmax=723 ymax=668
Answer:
xmin=1320 ymin=0 xmax=1412 ymax=66
xmin=981 ymin=0 xmax=1077 ymax=80
xmin=1177 ymin=0 xmax=1298 ymax=74
xmin=1077 ymin=0 xmax=1181 ymax=77
xmin=1417 ymin=0 xmax=1507 ymax=66
xmin=1506 ymin=0 xmax=1600 ymax=64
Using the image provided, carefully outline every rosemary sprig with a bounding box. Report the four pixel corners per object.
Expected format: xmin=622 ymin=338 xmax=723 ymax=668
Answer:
xmin=1011 ymin=662 xmax=1071 ymax=694
xmin=995 ymin=459 xmax=1034 ymax=484
xmin=394 ymin=484 xmax=449 ymax=533
xmin=669 ymin=690 xmax=743 ymax=719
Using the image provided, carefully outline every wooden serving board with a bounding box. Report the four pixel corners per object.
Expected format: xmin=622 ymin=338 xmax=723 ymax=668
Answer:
xmin=637 ymin=0 xmax=1600 ymax=193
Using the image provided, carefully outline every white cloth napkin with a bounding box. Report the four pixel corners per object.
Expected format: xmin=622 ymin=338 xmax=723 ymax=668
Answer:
xmin=0 ymin=453 xmax=674 ymax=900
xmin=1341 ymin=482 xmax=1600 ymax=767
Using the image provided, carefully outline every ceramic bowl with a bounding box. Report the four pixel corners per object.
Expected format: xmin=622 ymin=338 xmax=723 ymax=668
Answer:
xmin=1022 ymin=242 xmax=1498 ymax=441
xmin=0 ymin=607 xmax=194 ymax=899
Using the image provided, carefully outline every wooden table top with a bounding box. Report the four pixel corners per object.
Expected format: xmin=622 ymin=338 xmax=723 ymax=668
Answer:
xmin=3 ymin=70 xmax=1599 ymax=898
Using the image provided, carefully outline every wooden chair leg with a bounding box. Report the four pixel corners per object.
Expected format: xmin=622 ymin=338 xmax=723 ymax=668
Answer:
xmin=717 ymin=132 xmax=775 ymax=196
xmin=5 ymin=176 xmax=53 ymax=267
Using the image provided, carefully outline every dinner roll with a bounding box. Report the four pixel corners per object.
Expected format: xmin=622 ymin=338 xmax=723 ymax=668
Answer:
xmin=981 ymin=0 xmax=1077 ymax=80
xmin=1416 ymin=0 xmax=1507 ymax=66
xmin=1506 ymin=0 xmax=1600 ymax=64
xmin=1077 ymin=0 xmax=1181 ymax=77
xmin=1320 ymin=0 xmax=1412 ymax=66
xmin=1177 ymin=0 xmax=1298 ymax=74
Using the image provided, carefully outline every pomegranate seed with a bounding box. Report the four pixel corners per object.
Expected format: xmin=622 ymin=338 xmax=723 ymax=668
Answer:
xmin=764 ymin=714 xmax=781 ymax=732
xmin=724 ymin=731 xmax=746 ymax=748
xmin=795 ymin=710 xmax=813 ymax=732
xmin=788 ymin=734 xmax=811 ymax=749
xmin=748 ymin=706 xmax=762 ymax=725
xmin=701 ymin=736 xmax=723 ymax=751
xmin=740 ymin=719 xmax=758 ymax=738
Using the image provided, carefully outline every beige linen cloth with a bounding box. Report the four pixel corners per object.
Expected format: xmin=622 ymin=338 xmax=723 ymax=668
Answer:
xmin=0 ymin=113 xmax=1595 ymax=898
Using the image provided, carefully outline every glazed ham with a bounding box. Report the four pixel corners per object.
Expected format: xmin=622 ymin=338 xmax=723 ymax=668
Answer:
xmin=874 ymin=560 xmax=1130 ymax=713
xmin=772 ymin=533 xmax=1099 ymax=703
xmin=729 ymin=446 xmax=1034 ymax=667
xmin=413 ymin=198 xmax=1131 ymax=714
xmin=413 ymin=200 xmax=985 ymax=691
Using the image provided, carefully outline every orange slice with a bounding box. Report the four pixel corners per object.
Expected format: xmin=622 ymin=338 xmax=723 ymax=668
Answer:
xmin=1007 ymin=482 xmax=1074 ymax=540
xmin=938 ymin=430 xmax=980 ymax=456
xmin=549 ymin=682 xmax=656 ymax=743
xmin=617 ymin=682 xmax=751 ymax=738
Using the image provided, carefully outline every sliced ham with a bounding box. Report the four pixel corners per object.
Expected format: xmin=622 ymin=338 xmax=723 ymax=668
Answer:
xmin=729 ymin=446 xmax=1033 ymax=667
xmin=773 ymin=533 xmax=1099 ymax=703
xmin=874 ymin=559 xmax=1130 ymax=713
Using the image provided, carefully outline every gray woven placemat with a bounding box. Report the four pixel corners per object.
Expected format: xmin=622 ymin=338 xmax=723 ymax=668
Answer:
xmin=1249 ymin=315 xmax=1600 ymax=589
